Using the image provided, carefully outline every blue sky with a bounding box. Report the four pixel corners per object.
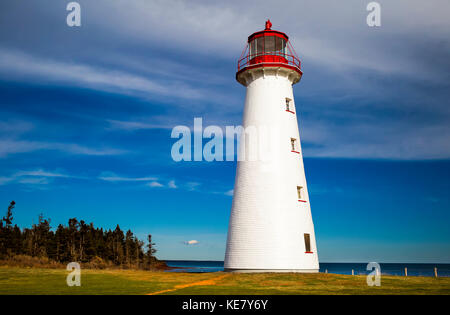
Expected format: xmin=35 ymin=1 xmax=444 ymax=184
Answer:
xmin=0 ymin=0 xmax=449 ymax=262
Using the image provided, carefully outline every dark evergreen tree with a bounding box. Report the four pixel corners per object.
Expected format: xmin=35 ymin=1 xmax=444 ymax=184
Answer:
xmin=2 ymin=201 xmax=15 ymax=228
xmin=1 ymin=201 xmax=16 ymax=257
xmin=147 ymin=235 xmax=156 ymax=257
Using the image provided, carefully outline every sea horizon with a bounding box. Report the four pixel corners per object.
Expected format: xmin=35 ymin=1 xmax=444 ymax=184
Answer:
xmin=164 ymin=260 xmax=450 ymax=277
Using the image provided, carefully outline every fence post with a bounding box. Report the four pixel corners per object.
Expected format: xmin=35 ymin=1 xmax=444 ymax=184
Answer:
xmin=352 ymin=269 xmax=354 ymax=276
xmin=434 ymin=267 xmax=438 ymax=278
xmin=405 ymin=267 xmax=407 ymax=277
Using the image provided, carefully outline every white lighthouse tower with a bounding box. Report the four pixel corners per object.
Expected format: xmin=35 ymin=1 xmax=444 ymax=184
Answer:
xmin=224 ymin=20 xmax=319 ymax=272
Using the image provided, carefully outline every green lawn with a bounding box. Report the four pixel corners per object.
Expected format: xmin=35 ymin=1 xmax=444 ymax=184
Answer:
xmin=0 ymin=267 xmax=449 ymax=295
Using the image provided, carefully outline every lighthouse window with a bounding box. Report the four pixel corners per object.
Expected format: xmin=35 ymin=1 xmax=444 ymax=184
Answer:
xmin=256 ymin=37 xmax=264 ymax=56
xmin=304 ymin=234 xmax=311 ymax=253
xmin=275 ymin=37 xmax=286 ymax=55
xmin=250 ymin=39 xmax=257 ymax=57
xmin=297 ymin=186 xmax=303 ymax=199
xmin=264 ymin=36 xmax=275 ymax=53
xmin=291 ymin=138 xmax=297 ymax=151
xmin=286 ymin=98 xmax=292 ymax=111
xmin=249 ymin=37 xmax=264 ymax=57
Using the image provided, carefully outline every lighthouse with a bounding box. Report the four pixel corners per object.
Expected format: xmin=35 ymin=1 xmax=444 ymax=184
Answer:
xmin=224 ymin=20 xmax=319 ymax=272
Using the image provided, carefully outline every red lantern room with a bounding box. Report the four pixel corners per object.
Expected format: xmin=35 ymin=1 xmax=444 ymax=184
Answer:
xmin=236 ymin=20 xmax=302 ymax=85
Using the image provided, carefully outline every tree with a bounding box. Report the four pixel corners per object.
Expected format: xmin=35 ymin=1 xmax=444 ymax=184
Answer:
xmin=113 ymin=225 xmax=125 ymax=265
xmin=147 ymin=234 xmax=156 ymax=257
xmin=11 ymin=225 xmax=22 ymax=255
xmin=79 ymin=220 xmax=89 ymax=262
xmin=32 ymin=213 xmax=51 ymax=257
xmin=67 ymin=218 xmax=79 ymax=261
xmin=1 ymin=201 xmax=16 ymax=257
xmin=135 ymin=239 xmax=144 ymax=268
xmin=2 ymin=201 xmax=15 ymax=228
xmin=55 ymin=224 xmax=66 ymax=261
xmin=145 ymin=234 xmax=157 ymax=268
xmin=125 ymin=230 xmax=134 ymax=267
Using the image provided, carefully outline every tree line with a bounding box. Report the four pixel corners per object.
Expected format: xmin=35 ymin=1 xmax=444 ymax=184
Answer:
xmin=0 ymin=201 xmax=160 ymax=269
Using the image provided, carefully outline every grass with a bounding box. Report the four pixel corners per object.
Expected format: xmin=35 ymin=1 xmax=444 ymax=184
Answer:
xmin=0 ymin=266 xmax=449 ymax=295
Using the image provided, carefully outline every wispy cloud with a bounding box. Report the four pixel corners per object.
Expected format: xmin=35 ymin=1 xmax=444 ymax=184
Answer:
xmin=168 ymin=180 xmax=177 ymax=189
xmin=0 ymin=49 xmax=207 ymax=101
xmin=0 ymin=140 xmax=48 ymax=157
xmin=301 ymin=120 xmax=450 ymax=160
xmin=106 ymin=119 xmax=172 ymax=131
xmin=97 ymin=173 xmax=193 ymax=191
xmin=147 ymin=181 xmax=164 ymax=188
xmin=89 ymin=0 xmax=450 ymax=79
xmin=0 ymin=176 xmax=14 ymax=185
xmin=17 ymin=177 xmax=49 ymax=185
xmin=98 ymin=172 xmax=157 ymax=182
xmin=15 ymin=170 xmax=71 ymax=178
xmin=0 ymin=169 xmax=75 ymax=186
xmin=0 ymin=139 xmax=127 ymax=158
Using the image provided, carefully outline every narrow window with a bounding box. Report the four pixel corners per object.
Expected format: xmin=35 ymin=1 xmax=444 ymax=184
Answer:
xmin=264 ymin=36 xmax=275 ymax=53
xmin=256 ymin=37 xmax=264 ymax=56
xmin=275 ymin=37 xmax=286 ymax=56
xmin=250 ymin=39 xmax=257 ymax=57
xmin=291 ymin=138 xmax=297 ymax=151
xmin=286 ymin=98 xmax=292 ymax=112
xmin=297 ymin=186 xmax=303 ymax=200
xmin=304 ymin=233 xmax=311 ymax=253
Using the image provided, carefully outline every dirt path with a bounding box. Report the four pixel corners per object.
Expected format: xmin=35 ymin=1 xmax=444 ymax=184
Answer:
xmin=147 ymin=273 xmax=230 ymax=295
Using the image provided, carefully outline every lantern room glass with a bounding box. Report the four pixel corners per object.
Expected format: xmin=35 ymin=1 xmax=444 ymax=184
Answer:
xmin=249 ymin=36 xmax=286 ymax=57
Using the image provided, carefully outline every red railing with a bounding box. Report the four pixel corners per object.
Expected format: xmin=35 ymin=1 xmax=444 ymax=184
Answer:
xmin=237 ymin=40 xmax=301 ymax=72
xmin=237 ymin=52 xmax=301 ymax=71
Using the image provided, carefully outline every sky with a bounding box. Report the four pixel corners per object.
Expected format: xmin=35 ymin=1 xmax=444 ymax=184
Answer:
xmin=0 ymin=0 xmax=449 ymax=263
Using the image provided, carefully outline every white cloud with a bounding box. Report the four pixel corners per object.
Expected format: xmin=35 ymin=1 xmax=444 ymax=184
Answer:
xmin=301 ymin=120 xmax=450 ymax=160
xmin=0 ymin=49 xmax=207 ymax=101
xmin=0 ymin=169 xmax=75 ymax=186
xmin=0 ymin=139 xmax=126 ymax=158
xmin=15 ymin=170 xmax=71 ymax=178
xmin=88 ymin=0 xmax=450 ymax=79
xmin=106 ymin=119 xmax=172 ymax=131
xmin=147 ymin=181 xmax=164 ymax=188
xmin=17 ymin=177 xmax=49 ymax=185
xmin=93 ymin=0 xmax=251 ymax=56
xmin=98 ymin=172 xmax=157 ymax=182
xmin=0 ymin=176 xmax=14 ymax=185
xmin=168 ymin=180 xmax=177 ymax=189
xmin=98 ymin=174 xmax=180 ymax=190
xmin=183 ymin=240 xmax=199 ymax=246
xmin=55 ymin=143 xmax=126 ymax=156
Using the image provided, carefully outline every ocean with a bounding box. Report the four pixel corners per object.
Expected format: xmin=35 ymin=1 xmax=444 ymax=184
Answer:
xmin=165 ymin=260 xmax=450 ymax=277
